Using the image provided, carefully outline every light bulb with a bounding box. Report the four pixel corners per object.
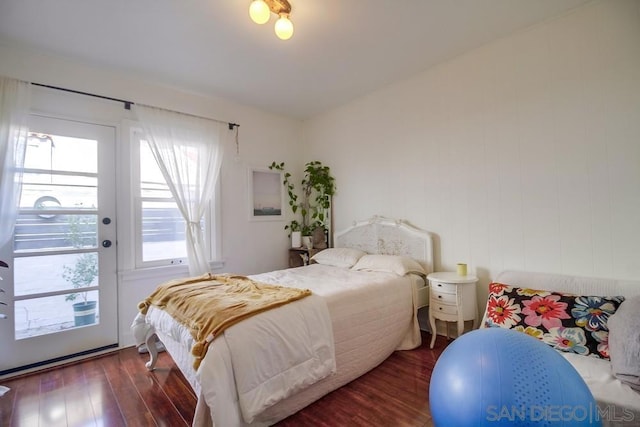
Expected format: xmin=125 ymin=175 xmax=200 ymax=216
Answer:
xmin=249 ymin=0 xmax=270 ymax=25
xmin=275 ymin=14 xmax=293 ymax=40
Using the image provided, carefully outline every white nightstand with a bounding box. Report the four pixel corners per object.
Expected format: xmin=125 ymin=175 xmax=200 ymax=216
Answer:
xmin=428 ymin=272 xmax=478 ymax=349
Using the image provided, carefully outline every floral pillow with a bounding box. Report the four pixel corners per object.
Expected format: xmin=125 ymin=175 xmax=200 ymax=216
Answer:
xmin=484 ymin=282 xmax=625 ymax=360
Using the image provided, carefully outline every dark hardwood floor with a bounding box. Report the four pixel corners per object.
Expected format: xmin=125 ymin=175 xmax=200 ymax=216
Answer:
xmin=0 ymin=331 xmax=449 ymax=426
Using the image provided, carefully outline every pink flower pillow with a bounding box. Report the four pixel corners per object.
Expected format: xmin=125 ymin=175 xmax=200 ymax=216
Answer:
xmin=484 ymin=282 xmax=625 ymax=360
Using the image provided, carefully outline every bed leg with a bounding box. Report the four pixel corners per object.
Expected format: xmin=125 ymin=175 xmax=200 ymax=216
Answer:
xmin=145 ymin=332 xmax=159 ymax=371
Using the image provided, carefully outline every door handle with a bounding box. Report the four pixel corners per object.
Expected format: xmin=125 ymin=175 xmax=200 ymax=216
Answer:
xmin=102 ymin=240 xmax=112 ymax=248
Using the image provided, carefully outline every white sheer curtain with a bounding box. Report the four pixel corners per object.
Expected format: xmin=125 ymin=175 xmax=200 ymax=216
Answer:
xmin=0 ymin=77 xmax=31 ymax=249
xmin=135 ymin=105 xmax=224 ymax=276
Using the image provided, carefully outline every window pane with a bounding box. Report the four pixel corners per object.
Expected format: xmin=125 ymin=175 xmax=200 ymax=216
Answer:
xmin=22 ymin=133 xmax=98 ymax=213
xmin=142 ymin=201 xmax=187 ymax=262
xmin=140 ymin=140 xmax=172 ymax=199
xmin=14 ymin=252 xmax=98 ymax=296
xmin=14 ymin=214 xmax=97 ymax=253
xmin=21 ymin=173 xmax=97 ymax=210
xmin=15 ymin=291 xmax=99 ymax=339
xmin=25 ymin=133 xmax=97 ymax=174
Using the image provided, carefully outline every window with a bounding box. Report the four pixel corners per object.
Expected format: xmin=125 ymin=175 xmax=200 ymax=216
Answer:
xmin=131 ymin=130 xmax=216 ymax=268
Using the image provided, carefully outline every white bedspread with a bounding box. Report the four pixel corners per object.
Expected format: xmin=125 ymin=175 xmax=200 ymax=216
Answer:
xmin=194 ymin=265 xmax=420 ymax=426
xmin=135 ymin=264 xmax=421 ymax=427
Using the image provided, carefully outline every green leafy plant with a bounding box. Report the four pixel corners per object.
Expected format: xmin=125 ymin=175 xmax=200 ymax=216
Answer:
xmin=63 ymin=215 xmax=97 ymax=304
xmin=63 ymin=253 xmax=97 ymax=303
xmin=269 ymin=161 xmax=336 ymax=236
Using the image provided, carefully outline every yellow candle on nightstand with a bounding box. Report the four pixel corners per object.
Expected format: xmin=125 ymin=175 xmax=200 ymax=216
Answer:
xmin=456 ymin=263 xmax=467 ymax=276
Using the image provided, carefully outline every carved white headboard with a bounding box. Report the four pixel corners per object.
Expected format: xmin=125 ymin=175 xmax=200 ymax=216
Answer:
xmin=334 ymin=216 xmax=435 ymax=274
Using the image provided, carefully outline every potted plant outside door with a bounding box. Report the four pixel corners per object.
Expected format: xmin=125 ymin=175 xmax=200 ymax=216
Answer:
xmin=63 ymin=214 xmax=98 ymax=327
xmin=63 ymin=252 xmax=98 ymax=326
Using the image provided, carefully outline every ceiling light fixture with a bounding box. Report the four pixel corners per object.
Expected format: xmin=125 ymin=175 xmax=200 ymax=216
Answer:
xmin=249 ymin=0 xmax=294 ymax=41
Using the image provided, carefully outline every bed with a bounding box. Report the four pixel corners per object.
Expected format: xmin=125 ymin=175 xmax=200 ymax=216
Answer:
xmin=132 ymin=216 xmax=434 ymax=427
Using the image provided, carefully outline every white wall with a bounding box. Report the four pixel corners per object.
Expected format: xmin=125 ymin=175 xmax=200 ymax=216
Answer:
xmin=304 ymin=0 xmax=640 ymax=309
xmin=0 ymin=42 xmax=304 ymax=345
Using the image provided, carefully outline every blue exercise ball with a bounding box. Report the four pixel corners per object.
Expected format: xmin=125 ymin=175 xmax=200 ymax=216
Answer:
xmin=429 ymin=328 xmax=601 ymax=426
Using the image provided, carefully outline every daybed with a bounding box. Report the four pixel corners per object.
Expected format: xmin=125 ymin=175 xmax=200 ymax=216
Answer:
xmin=132 ymin=216 xmax=434 ymax=426
xmin=482 ymin=270 xmax=640 ymax=427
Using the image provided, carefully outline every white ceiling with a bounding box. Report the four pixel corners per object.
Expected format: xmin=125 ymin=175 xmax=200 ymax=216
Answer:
xmin=0 ymin=0 xmax=590 ymax=119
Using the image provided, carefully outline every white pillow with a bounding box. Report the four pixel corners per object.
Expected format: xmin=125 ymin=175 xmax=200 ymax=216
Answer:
xmin=310 ymin=247 xmax=366 ymax=268
xmin=351 ymin=254 xmax=426 ymax=276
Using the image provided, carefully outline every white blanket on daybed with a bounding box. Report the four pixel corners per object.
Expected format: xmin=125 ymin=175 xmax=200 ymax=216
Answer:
xmin=134 ymin=287 xmax=336 ymax=424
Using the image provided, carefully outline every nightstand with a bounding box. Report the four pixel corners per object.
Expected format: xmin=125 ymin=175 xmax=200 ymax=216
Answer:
xmin=428 ymin=272 xmax=478 ymax=349
xmin=288 ymin=248 xmax=323 ymax=268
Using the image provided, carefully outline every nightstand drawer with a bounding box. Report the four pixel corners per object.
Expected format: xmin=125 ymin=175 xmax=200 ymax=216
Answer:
xmin=430 ymin=281 xmax=457 ymax=294
xmin=431 ymin=301 xmax=458 ymax=316
xmin=431 ymin=291 xmax=457 ymax=305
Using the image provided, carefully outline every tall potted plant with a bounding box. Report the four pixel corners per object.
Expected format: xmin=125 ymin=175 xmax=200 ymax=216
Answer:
xmin=63 ymin=215 xmax=98 ymax=326
xmin=269 ymin=161 xmax=336 ymax=248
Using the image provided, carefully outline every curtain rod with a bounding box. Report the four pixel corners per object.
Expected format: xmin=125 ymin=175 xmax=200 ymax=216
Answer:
xmin=31 ymin=82 xmax=240 ymax=130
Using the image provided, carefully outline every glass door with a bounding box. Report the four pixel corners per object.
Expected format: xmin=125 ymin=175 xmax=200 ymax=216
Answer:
xmin=0 ymin=114 xmax=117 ymax=375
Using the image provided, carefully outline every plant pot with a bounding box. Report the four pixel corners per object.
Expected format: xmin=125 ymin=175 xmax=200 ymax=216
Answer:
xmin=291 ymin=231 xmax=302 ymax=248
xmin=312 ymin=226 xmax=328 ymax=249
xmin=302 ymin=235 xmax=313 ymax=250
xmin=72 ymin=301 xmax=97 ymax=326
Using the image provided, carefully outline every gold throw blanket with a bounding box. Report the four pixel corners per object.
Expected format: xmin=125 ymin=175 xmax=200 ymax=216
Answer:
xmin=138 ymin=273 xmax=312 ymax=370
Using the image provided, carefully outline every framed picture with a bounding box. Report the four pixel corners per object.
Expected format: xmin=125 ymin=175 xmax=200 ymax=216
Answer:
xmin=248 ymin=167 xmax=284 ymax=221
